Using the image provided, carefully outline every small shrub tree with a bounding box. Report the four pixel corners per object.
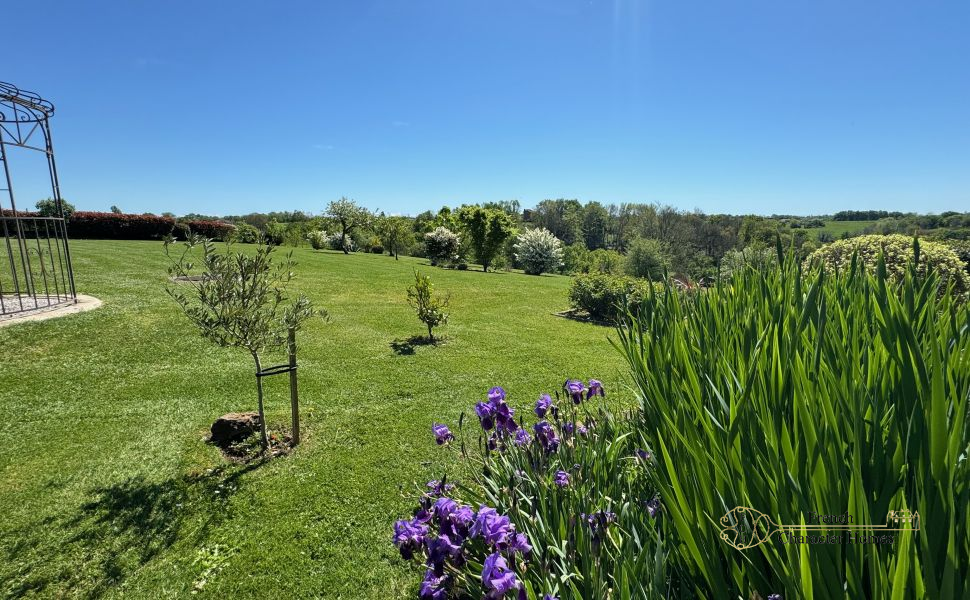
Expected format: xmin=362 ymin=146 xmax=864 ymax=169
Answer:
xmin=164 ymin=234 xmax=322 ymax=449
xmin=624 ymin=237 xmax=670 ymax=280
xmin=264 ymin=219 xmax=286 ymax=246
xmin=424 ymin=226 xmax=461 ymax=266
xmin=514 ymin=227 xmax=564 ymax=275
xmin=407 ymin=270 xmax=449 ymax=341
xmin=326 ymin=197 xmax=371 ymax=255
xmin=232 ymin=222 xmax=261 ymax=244
xmin=375 ymin=215 xmax=415 ymax=259
xmin=589 ymin=248 xmax=625 ymax=274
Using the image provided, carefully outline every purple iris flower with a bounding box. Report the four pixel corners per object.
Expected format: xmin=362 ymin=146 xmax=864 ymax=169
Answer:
xmin=482 ymin=552 xmax=519 ymax=599
xmin=533 ymin=421 xmax=560 ymax=453
xmin=471 ymin=506 xmax=512 ymax=548
xmin=586 ymin=379 xmax=605 ymax=399
xmin=476 ymin=401 xmax=495 ymax=431
xmin=563 ymin=422 xmax=575 ymax=436
xmin=493 ymin=402 xmax=516 ymax=434
xmin=585 ymin=510 xmax=617 ymax=530
xmin=565 ymin=379 xmax=585 ymax=404
xmin=447 ymin=504 xmax=475 ymax=537
xmin=419 ymin=569 xmax=448 ymax=600
xmin=426 ymin=480 xmax=454 ymax=497
xmin=635 ymin=448 xmax=652 ymax=462
xmin=767 ymin=595 xmax=783 ymax=600
xmin=434 ymin=497 xmax=457 ymax=521
xmin=543 ymin=596 xmax=560 ymax=600
xmin=487 ymin=432 xmax=499 ymax=451
xmin=426 ymin=533 xmax=463 ymax=575
xmin=645 ymin=497 xmax=662 ymax=518
xmin=432 ymin=423 xmax=454 ymax=445
xmin=393 ymin=518 xmax=429 ymax=560
xmin=508 ymin=531 xmax=532 ymax=555
xmin=513 ymin=428 xmax=532 ymax=446
xmin=554 ymin=470 xmax=571 ymax=488
xmin=488 ymin=386 xmax=506 ymax=402
xmin=577 ymin=423 xmax=588 ymax=436
xmin=534 ymin=394 xmax=553 ymax=418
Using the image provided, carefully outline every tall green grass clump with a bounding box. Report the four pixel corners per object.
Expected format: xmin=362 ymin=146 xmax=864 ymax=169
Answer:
xmin=616 ymin=243 xmax=970 ymax=598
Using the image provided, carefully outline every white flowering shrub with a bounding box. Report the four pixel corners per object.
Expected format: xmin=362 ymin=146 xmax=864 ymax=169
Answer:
xmin=806 ymin=234 xmax=969 ymax=297
xmin=307 ymin=230 xmax=327 ymax=250
xmin=424 ymin=226 xmax=461 ymax=266
xmin=514 ymin=228 xmax=564 ymax=275
xmin=326 ymin=232 xmax=354 ymax=252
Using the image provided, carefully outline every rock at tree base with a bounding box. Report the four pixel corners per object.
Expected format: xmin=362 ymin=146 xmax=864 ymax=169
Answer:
xmin=210 ymin=412 xmax=261 ymax=445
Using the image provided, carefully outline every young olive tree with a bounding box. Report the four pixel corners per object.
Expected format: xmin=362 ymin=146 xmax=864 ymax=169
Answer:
xmin=407 ymin=270 xmax=449 ymax=341
xmin=326 ymin=197 xmax=371 ymax=254
xmin=164 ymin=233 xmax=322 ymax=449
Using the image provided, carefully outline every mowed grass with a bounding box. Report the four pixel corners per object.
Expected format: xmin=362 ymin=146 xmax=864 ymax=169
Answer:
xmin=816 ymin=219 xmax=878 ymax=238
xmin=0 ymin=240 xmax=631 ymax=599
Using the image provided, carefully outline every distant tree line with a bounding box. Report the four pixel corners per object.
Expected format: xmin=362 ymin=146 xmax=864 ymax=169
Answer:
xmin=49 ymin=196 xmax=969 ymax=282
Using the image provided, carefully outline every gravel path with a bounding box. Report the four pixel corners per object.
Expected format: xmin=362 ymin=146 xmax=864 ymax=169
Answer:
xmin=0 ymin=294 xmax=72 ymax=319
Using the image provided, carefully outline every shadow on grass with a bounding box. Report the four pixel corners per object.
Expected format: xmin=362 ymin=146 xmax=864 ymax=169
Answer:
xmin=390 ymin=334 xmax=444 ymax=355
xmin=1 ymin=460 xmax=266 ymax=599
xmin=552 ymin=309 xmax=613 ymax=327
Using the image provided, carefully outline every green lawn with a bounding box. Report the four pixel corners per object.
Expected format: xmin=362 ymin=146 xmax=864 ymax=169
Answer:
xmin=0 ymin=240 xmax=631 ymax=599
xmin=816 ymin=219 xmax=878 ymax=238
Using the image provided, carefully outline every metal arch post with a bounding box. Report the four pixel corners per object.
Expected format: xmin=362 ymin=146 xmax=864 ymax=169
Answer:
xmin=42 ymin=116 xmax=76 ymax=301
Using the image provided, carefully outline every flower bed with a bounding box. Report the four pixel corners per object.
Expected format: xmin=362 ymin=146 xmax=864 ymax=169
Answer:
xmin=393 ymin=381 xmax=666 ymax=599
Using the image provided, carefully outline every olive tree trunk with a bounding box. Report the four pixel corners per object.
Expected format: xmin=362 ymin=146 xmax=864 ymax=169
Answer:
xmin=252 ymin=352 xmax=269 ymax=449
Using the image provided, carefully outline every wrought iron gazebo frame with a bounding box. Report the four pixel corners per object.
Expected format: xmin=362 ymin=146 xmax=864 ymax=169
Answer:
xmin=0 ymin=80 xmax=76 ymax=317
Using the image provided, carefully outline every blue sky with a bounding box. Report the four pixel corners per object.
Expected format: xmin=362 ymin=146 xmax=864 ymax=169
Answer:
xmin=5 ymin=0 xmax=969 ymax=216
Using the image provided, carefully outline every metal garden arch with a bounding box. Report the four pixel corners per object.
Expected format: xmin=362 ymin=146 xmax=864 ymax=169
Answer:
xmin=0 ymin=80 xmax=76 ymax=318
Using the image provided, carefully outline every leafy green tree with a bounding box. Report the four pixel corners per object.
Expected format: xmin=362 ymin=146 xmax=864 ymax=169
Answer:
xmin=407 ymin=270 xmax=449 ymax=341
xmin=457 ymin=206 xmax=515 ymax=272
xmin=561 ymin=243 xmax=592 ymax=274
xmin=35 ymin=198 xmax=75 ymax=218
xmin=326 ymin=197 xmax=371 ymax=254
xmin=582 ymin=201 xmax=610 ymax=250
xmin=375 ymin=215 xmax=415 ymax=259
xmin=530 ymin=199 xmax=584 ymax=245
xmin=624 ymin=237 xmax=671 ymax=280
xmin=110 ymin=205 xmax=122 ymax=214
xmin=164 ymin=234 xmax=321 ymax=448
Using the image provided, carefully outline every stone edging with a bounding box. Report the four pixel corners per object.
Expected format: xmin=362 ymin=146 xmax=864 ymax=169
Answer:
xmin=0 ymin=294 xmax=103 ymax=328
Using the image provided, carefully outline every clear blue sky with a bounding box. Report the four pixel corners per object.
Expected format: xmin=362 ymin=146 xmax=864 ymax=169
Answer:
xmin=5 ymin=0 xmax=969 ymax=216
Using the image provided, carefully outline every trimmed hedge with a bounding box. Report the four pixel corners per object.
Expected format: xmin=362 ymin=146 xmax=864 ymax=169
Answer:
xmin=66 ymin=212 xmax=233 ymax=241
xmin=186 ymin=220 xmax=234 ymax=241
xmin=568 ymin=273 xmax=665 ymax=322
